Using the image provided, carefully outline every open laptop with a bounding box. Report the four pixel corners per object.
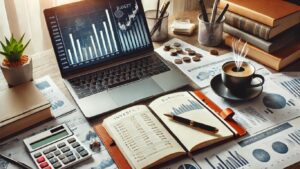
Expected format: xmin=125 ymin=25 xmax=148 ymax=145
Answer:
xmin=44 ymin=0 xmax=189 ymax=118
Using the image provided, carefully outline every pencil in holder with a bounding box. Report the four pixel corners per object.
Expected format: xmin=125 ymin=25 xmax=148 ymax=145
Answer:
xmin=146 ymin=10 xmax=169 ymax=42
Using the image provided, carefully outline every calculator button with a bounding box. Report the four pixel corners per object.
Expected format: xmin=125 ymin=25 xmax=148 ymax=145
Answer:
xmin=71 ymin=142 xmax=80 ymax=148
xmin=34 ymin=152 xmax=42 ymax=158
xmin=36 ymin=156 xmax=45 ymax=163
xmin=43 ymin=149 xmax=50 ymax=155
xmin=46 ymin=153 xmax=54 ymax=159
xmin=49 ymin=146 xmax=57 ymax=152
xmin=67 ymin=137 xmax=76 ymax=143
xmin=54 ymin=150 xmax=61 ymax=156
xmin=80 ymin=150 xmax=89 ymax=157
xmin=64 ymin=151 xmax=73 ymax=157
xmin=68 ymin=155 xmax=76 ymax=162
xmin=39 ymin=162 xmax=49 ymax=168
xmin=76 ymin=146 xmax=84 ymax=153
xmin=53 ymin=162 xmax=62 ymax=169
xmin=58 ymin=154 xmax=65 ymax=160
xmin=57 ymin=142 xmax=66 ymax=148
xmin=62 ymin=158 xmax=69 ymax=165
xmin=44 ymin=166 xmax=52 ymax=169
xmin=49 ymin=157 xmax=58 ymax=164
xmin=61 ymin=146 xmax=70 ymax=153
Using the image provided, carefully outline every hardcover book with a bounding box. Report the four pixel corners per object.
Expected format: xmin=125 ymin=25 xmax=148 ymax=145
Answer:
xmin=96 ymin=90 xmax=246 ymax=169
xmin=225 ymin=34 xmax=300 ymax=71
xmin=0 ymin=82 xmax=52 ymax=140
xmin=224 ymin=23 xmax=300 ymax=53
xmin=222 ymin=10 xmax=299 ymax=40
xmin=219 ymin=0 xmax=300 ymax=27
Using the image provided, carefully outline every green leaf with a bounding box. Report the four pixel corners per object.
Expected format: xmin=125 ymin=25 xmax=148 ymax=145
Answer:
xmin=0 ymin=41 xmax=7 ymax=53
xmin=19 ymin=33 xmax=25 ymax=44
xmin=0 ymin=51 xmax=9 ymax=58
xmin=5 ymin=37 xmax=10 ymax=46
xmin=22 ymin=39 xmax=31 ymax=51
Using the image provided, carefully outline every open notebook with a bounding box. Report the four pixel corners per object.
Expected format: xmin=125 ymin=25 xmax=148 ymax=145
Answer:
xmin=98 ymin=91 xmax=246 ymax=169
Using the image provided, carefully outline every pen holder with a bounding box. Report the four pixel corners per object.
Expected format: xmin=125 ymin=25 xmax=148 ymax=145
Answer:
xmin=145 ymin=10 xmax=169 ymax=42
xmin=198 ymin=13 xmax=224 ymax=47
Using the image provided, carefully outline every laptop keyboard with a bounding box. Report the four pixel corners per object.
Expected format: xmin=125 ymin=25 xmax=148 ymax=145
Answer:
xmin=69 ymin=55 xmax=170 ymax=99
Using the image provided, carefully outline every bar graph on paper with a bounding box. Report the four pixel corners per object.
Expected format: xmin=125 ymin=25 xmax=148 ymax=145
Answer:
xmin=204 ymin=151 xmax=249 ymax=169
xmin=171 ymin=100 xmax=203 ymax=115
xmin=60 ymin=9 xmax=119 ymax=65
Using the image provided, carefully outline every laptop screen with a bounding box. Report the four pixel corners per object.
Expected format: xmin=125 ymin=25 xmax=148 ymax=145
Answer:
xmin=44 ymin=0 xmax=152 ymax=75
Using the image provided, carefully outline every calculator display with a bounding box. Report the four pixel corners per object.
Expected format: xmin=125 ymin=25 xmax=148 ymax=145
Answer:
xmin=30 ymin=130 xmax=69 ymax=149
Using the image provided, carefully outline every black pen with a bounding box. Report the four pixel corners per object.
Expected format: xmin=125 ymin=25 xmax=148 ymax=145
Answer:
xmin=216 ymin=4 xmax=229 ymax=23
xmin=150 ymin=1 xmax=170 ymax=36
xmin=0 ymin=154 xmax=32 ymax=169
xmin=164 ymin=114 xmax=219 ymax=133
xmin=198 ymin=0 xmax=208 ymax=22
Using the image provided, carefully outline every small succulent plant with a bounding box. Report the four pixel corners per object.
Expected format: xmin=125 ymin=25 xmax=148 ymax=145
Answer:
xmin=0 ymin=34 xmax=30 ymax=63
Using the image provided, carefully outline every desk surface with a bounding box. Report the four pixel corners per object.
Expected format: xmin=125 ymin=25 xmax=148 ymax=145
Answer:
xmin=0 ymin=10 xmax=300 ymax=169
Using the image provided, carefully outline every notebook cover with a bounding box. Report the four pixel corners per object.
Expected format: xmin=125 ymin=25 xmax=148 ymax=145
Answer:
xmin=93 ymin=90 xmax=247 ymax=169
xmin=0 ymin=82 xmax=50 ymax=125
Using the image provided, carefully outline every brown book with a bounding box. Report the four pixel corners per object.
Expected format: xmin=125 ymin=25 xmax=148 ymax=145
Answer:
xmin=224 ymin=34 xmax=300 ymax=71
xmin=219 ymin=0 xmax=300 ymax=27
xmin=0 ymin=82 xmax=52 ymax=140
xmin=222 ymin=10 xmax=299 ymax=40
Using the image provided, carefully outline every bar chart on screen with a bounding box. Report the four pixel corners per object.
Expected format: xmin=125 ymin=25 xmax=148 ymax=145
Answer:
xmin=60 ymin=9 xmax=119 ymax=65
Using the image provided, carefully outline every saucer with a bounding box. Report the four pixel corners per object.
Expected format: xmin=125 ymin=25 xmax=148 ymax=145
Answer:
xmin=210 ymin=74 xmax=263 ymax=101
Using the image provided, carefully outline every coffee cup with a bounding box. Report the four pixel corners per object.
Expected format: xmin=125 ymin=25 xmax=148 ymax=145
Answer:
xmin=221 ymin=61 xmax=264 ymax=94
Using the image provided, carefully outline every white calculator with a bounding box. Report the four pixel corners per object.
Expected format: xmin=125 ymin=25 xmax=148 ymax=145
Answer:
xmin=24 ymin=124 xmax=92 ymax=169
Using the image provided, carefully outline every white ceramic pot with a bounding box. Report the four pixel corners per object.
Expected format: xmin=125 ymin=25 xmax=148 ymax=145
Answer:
xmin=0 ymin=57 xmax=33 ymax=87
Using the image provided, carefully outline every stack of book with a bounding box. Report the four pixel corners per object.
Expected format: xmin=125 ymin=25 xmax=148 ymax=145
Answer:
xmin=219 ymin=0 xmax=300 ymax=70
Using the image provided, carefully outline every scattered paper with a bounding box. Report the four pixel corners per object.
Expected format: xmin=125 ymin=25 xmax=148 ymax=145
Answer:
xmin=270 ymin=72 xmax=300 ymax=99
xmin=193 ymin=117 xmax=300 ymax=169
xmin=34 ymin=76 xmax=75 ymax=117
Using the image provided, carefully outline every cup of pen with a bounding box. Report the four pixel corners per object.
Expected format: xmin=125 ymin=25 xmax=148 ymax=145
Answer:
xmin=198 ymin=13 xmax=225 ymax=47
xmin=145 ymin=10 xmax=169 ymax=42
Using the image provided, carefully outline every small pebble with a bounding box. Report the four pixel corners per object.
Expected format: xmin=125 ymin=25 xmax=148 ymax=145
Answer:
xmin=170 ymin=49 xmax=178 ymax=56
xmin=188 ymin=50 xmax=196 ymax=56
xmin=183 ymin=56 xmax=191 ymax=63
xmin=195 ymin=53 xmax=203 ymax=58
xmin=173 ymin=42 xmax=181 ymax=47
xmin=210 ymin=49 xmax=219 ymax=56
xmin=192 ymin=56 xmax=201 ymax=62
xmin=176 ymin=47 xmax=183 ymax=54
xmin=185 ymin=48 xmax=192 ymax=52
xmin=164 ymin=44 xmax=171 ymax=51
xmin=174 ymin=58 xmax=183 ymax=64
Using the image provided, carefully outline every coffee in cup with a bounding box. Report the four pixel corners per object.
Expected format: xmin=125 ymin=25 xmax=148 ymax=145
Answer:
xmin=221 ymin=61 xmax=264 ymax=94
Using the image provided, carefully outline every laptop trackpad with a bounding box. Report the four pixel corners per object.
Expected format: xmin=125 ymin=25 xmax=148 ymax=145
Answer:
xmin=108 ymin=78 xmax=163 ymax=106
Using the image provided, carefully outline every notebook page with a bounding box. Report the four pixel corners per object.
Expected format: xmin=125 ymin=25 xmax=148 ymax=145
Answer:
xmin=103 ymin=105 xmax=185 ymax=169
xmin=149 ymin=92 xmax=234 ymax=152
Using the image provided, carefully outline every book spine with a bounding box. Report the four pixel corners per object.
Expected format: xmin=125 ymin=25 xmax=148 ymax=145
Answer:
xmin=219 ymin=0 xmax=275 ymax=27
xmin=223 ymin=24 xmax=271 ymax=52
xmin=224 ymin=23 xmax=300 ymax=53
xmin=224 ymin=10 xmax=271 ymax=40
xmin=224 ymin=35 xmax=280 ymax=70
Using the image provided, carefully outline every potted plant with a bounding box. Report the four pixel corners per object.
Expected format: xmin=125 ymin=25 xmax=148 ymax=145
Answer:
xmin=0 ymin=34 xmax=32 ymax=87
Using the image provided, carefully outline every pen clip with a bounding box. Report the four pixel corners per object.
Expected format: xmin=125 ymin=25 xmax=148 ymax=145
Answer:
xmin=220 ymin=108 xmax=235 ymax=120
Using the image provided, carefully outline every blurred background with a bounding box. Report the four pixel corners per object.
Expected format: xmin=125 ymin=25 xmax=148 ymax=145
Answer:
xmin=0 ymin=0 xmax=212 ymax=56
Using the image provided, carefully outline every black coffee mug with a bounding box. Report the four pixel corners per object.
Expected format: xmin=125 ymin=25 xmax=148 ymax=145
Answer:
xmin=221 ymin=61 xmax=264 ymax=92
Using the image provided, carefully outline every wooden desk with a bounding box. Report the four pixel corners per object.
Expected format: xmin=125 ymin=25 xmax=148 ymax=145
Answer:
xmin=1 ymin=10 xmax=300 ymax=169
